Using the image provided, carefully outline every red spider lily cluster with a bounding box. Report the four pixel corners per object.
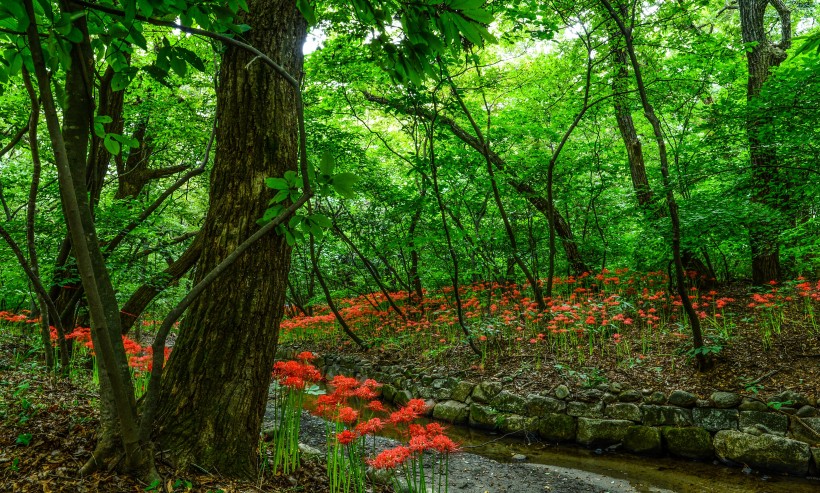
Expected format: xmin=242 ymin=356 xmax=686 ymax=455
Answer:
xmin=279 ymin=271 xmax=820 ymax=361
xmin=315 ymin=374 xmax=459 ymax=493
xmin=0 ymin=312 xmax=172 ymax=375
xmin=272 ymin=351 xmax=322 ymax=390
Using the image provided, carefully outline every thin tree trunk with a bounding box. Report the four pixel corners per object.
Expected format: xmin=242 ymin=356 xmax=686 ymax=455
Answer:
xmin=600 ymin=0 xmax=709 ymax=370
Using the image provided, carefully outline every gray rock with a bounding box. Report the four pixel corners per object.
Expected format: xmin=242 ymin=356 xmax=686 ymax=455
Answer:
xmin=575 ymin=389 xmax=604 ymax=402
xmin=394 ymin=389 xmax=413 ymax=406
xmin=619 ymin=390 xmax=642 ymax=402
xmin=609 ymin=382 xmax=623 ymax=393
xmin=576 ymin=418 xmax=632 ymax=446
xmin=490 ymin=390 xmax=527 ymax=414
xmin=711 ymin=392 xmax=742 ymax=409
xmin=511 ymin=454 xmax=527 ymax=462
xmin=695 ymin=399 xmax=711 ymax=408
xmin=567 ymin=401 xmax=605 ymax=419
xmin=526 ymin=394 xmax=567 ymax=415
xmin=788 ymin=416 xmax=820 ymax=445
xmin=298 ymin=443 xmax=322 ymax=460
xmin=554 ymin=384 xmax=571 ymax=400
xmin=534 ymin=413 xmax=577 ymax=441
xmin=693 ymin=408 xmax=738 ymax=432
xmin=497 ymin=414 xmax=535 ymax=434
xmin=468 ymin=403 xmax=500 ymax=429
xmin=797 ymin=406 xmax=818 ymax=418
xmin=471 ymin=381 xmax=502 ymax=403
xmin=432 ymin=400 xmax=469 ymax=424
xmin=381 ymin=383 xmax=397 ymax=402
xmin=602 ymin=392 xmax=618 ymax=404
xmin=714 ymin=430 xmax=811 ymax=475
xmin=739 ymin=411 xmax=788 ymax=436
xmin=771 ymin=390 xmax=809 ymax=408
xmin=663 ymin=427 xmax=714 ymax=460
xmin=646 ymin=391 xmax=667 ymax=405
xmin=622 ymin=426 xmax=663 ymax=455
xmin=668 ymin=390 xmax=698 ymax=408
xmin=738 ymin=398 xmax=769 ymax=412
xmin=450 ymin=381 xmax=475 ymax=402
xmin=430 ymin=387 xmax=452 ymax=401
xmin=642 ymin=405 xmax=693 ymax=427
xmin=606 ymin=403 xmax=642 ymax=422
xmin=422 ymin=399 xmax=436 ymax=417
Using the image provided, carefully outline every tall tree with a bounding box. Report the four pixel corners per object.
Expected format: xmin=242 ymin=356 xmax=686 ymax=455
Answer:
xmin=738 ymin=0 xmax=791 ymax=284
xmin=153 ymin=0 xmax=306 ymax=476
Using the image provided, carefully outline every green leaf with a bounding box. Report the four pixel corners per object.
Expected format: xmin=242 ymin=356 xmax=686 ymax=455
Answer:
xmin=169 ymin=55 xmax=187 ymax=78
xmin=331 ymin=172 xmax=358 ymax=199
xmin=104 ymin=134 xmax=121 ymax=155
xmin=265 ymin=177 xmax=289 ymax=190
xmin=136 ymin=0 xmax=153 ymax=17
xmin=297 ymin=0 xmax=317 ymax=26
xmin=319 ymin=150 xmax=335 ymax=176
xmin=309 ymin=213 xmax=331 ymax=228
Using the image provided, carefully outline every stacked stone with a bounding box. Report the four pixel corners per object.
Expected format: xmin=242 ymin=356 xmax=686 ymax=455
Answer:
xmin=309 ymin=353 xmax=820 ymax=476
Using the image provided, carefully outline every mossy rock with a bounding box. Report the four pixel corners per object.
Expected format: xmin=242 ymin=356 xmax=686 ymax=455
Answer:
xmin=663 ymin=427 xmax=714 ymax=460
xmin=534 ymin=413 xmax=577 ymax=441
xmin=714 ymin=430 xmax=811 ymax=475
xmin=622 ymin=426 xmax=663 ymax=455
xmin=576 ymin=418 xmax=632 ymax=446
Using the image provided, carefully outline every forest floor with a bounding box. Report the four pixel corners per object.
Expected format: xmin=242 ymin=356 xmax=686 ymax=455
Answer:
xmin=285 ymin=284 xmax=820 ymax=402
xmin=0 ymin=337 xmax=388 ymax=493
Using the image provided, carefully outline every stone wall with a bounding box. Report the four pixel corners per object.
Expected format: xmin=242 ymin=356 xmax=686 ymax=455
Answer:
xmin=307 ymin=353 xmax=820 ymax=477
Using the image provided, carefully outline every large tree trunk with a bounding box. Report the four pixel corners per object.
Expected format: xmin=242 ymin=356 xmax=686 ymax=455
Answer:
xmin=739 ymin=0 xmax=790 ymax=284
xmin=154 ymin=0 xmax=306 ymax=478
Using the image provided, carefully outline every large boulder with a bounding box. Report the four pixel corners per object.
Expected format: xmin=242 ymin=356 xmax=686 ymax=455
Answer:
xmin=713 ymin=430 xmax=811 ymax=475
xmin=788 ymin=417 xmax=820 ymax=445
xmin=469 ymin=403 xmax=500 ymax=429
xmin=606 ymin=403 xmax=642 ymax=422
xmin=663 ymin=427 xmax=713 ymax=460
xmin=710 ymin=392 xmax=742 ymax=409
xmin=739 ymin=411 xmax=788 ymax=436
xmin=526 ymin=394 xmax=567 ymax=415
xmin=490 ymin=390 xmax=527 ymax=414
xmin=567 ymin=401 xmax=605 ymax=419
xmin=432 ymin=400 xmax=469 ymax=424
xmin=576 ymin=418 xmax=632 ymax=446
xmin=622 ymin=426 xmax=663 ymax=455
xmin=642 ymin=405 xmax=693 ymax=427
xmin=692 ymin=408 xmax=738 ymax=432
xmin=471 ymin=381 xmax=502 ymax=403
xmin=668 ymin=390 xmax=698 ymax=408
xmin=450 ymin=381 xmax=475 ymax=402
xmin=534 ymin=413 xmax=577 ymax=441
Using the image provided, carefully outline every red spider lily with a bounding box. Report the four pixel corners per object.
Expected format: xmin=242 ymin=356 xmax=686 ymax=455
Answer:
xmin=367 ymin=400 xmax=386 ymax=413
xmin=336 ymin=429 xmax=358 ymax=445
xmin=389 ymin=406 xmax=419 ymax=425
xmin=406 ymin=399 xmax=427 ymax=414
xmin=296 ymin=351 xmax=316 ymax=361
xmin=369 ymin=446 xmax=411 ymax=470
xmin=428 ymin=434 xmax=459 ymax=454
xmin=337 ymin=406 xmax=359 ymax=424
xmin=355 ymin=417 xmax=384 ymax=436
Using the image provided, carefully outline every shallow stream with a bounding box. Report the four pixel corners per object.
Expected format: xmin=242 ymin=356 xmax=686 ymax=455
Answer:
xmin=273 ymin=387 xmax=820 ymax=492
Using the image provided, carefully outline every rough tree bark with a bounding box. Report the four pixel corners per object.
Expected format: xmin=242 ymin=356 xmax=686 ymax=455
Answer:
xmin=738 ymin=0 xmax=790 ymax=284
xmin=153 ymin=0 xmax=306 ymax=477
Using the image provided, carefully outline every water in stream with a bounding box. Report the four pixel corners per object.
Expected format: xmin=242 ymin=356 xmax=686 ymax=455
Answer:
xmin=444 ymin=425 xmax=820 ymax=493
